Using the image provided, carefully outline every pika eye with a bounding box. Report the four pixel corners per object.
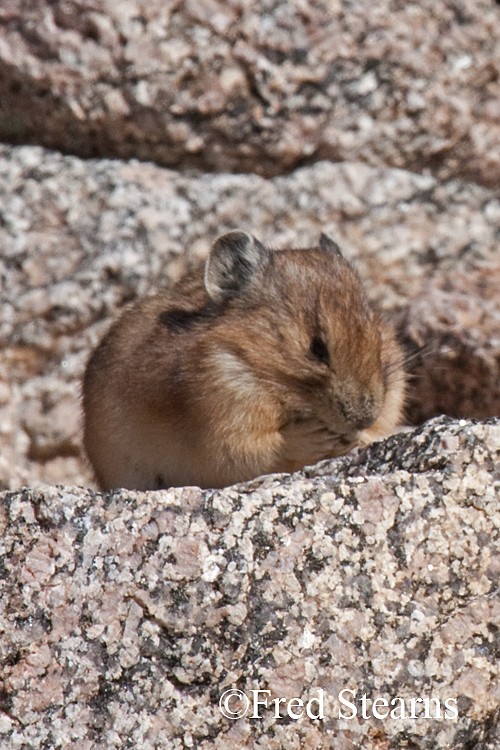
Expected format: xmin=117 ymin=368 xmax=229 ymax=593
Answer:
xmin=310 ymin=336 xmax=330 ymax=365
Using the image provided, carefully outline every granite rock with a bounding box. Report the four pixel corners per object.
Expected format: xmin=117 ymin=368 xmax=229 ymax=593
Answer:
xmin=2 ymin=1 xmax=500 ymax=183
xmin=401 ymin=263 xmax=500 ymax=424
xmin=1 ymin=417 xmax=500 ymax=748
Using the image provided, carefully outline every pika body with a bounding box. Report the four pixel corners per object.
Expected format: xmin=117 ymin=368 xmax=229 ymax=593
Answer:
xmin=83 ymin=231 xmax=406 ymax=490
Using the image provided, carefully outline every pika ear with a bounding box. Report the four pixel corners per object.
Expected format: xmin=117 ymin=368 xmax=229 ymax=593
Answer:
xmin=319 ymin=233 xmax=343 ymax=257
xmin=204 ymin=231 xmax=267 ymax=303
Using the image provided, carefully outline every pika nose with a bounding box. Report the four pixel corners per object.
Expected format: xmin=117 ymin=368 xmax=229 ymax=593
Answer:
xmin=351 ymin=412 xmax=377 ymax=431
xmin=337 ymin=394 xmax=379 ymax=431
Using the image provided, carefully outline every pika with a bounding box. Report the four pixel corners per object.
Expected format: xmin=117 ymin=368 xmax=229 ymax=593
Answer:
xmin=83 ymin=231 xmax=405 ymax=491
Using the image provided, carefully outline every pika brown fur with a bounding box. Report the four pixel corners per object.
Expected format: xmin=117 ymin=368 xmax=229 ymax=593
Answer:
xmin=83 ymin=231 xmax=406 ymax=490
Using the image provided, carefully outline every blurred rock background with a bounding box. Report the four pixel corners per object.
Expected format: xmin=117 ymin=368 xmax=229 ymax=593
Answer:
xmin=2 ymin=0 xmax=500 ymax=489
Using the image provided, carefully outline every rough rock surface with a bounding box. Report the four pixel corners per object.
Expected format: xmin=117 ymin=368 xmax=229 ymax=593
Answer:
xmin=2 ymin=144 xmax=500 ymax=489
xmin=1 ymin=417 xmax=500 ymax=749
xmin=2 ymin=1 xmax=500 ymax=184
xmin=401 ymin=264 xmax=500 ymax=424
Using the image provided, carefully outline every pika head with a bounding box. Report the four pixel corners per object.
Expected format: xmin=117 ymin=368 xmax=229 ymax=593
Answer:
xmin=204 ymin=231 xmax=387 ymax=437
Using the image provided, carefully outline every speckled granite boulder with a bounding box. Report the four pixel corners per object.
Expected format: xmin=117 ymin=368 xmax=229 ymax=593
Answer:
xmin=2 ymin=1 xmax=500 ymax=184
xmin=1 ymin=416 xmax=500 ymax=749
xmin=2 ymin=144 xmax=500 ymax=489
